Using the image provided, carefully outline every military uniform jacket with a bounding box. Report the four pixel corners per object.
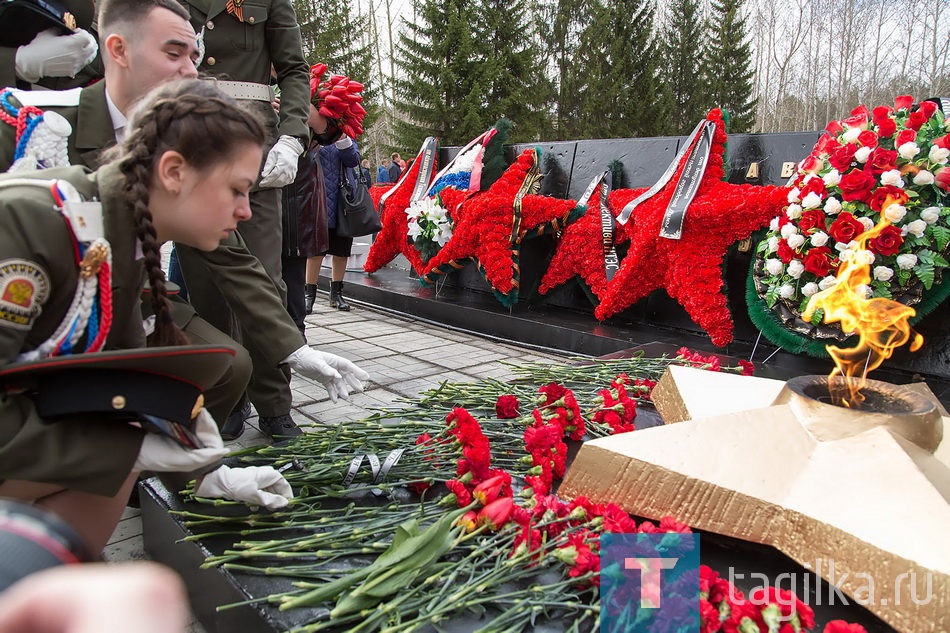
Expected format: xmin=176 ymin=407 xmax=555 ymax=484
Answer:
xmin=0 ymin=164 xmax=147 ymax=495
xmin=178 ymin=0 xmax=310 ymax=145
xmin=0 ymin=84 xmax=305 ymax=368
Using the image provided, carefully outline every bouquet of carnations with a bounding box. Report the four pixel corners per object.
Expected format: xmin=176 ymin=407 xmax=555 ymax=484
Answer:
xmin=752 ymin=96 xmax=950 ymax=344
xmin=309 ymin=62 xmax=366 ymax=138
xmin=406 ymin=195 xmax=453 ymax=262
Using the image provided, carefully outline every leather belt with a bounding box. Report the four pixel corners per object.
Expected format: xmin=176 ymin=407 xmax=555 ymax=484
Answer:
xmin=204 ymin=79 xmax=274 ymax=102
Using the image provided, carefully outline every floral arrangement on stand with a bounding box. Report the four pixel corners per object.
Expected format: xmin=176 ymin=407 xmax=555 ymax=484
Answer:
xmin=176 ymin=349 xmax=867 ymax=633
xmin=589 ymin=109 xmax=788 ymax=346
xmin=421 ymin=148 xmax=584 ymax=307
xmin=748 ymin=96 xmax=950 ymax=356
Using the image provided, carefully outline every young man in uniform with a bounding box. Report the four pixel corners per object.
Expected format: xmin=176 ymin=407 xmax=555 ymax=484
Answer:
xmin=171 ymin=0 xmax=315 ymax=437
xmin=0 ymin=0 xmax=367 ymax=438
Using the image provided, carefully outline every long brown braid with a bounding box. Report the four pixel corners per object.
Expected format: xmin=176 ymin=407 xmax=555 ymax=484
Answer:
xmin=105 ymin=79 xmax=266 ymax=346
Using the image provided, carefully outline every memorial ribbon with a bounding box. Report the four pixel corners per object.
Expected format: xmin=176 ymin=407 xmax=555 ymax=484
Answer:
xmin=379 ymin=136 xmax=438 ymax=217
xmin=616 ymin=118 xmax=711 ymax=226
xmin=341 ymin=449 xmax=406 ymax=494
xmin=659 ymin=120 xmax=715 ymax=239
xmin=577 ymin=171 xmax=619 ymax=281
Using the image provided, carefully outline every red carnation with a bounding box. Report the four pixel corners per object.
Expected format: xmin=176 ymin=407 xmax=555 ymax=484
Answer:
xmin=838 ymin=168 xmax=877 ymax=203
xmin=495 ymin=394 xmax=519 ymax=419
xmin=896 ymin=129 xmax=917 ymax=146
xmin=894 ymin=95 xmax=913 ymax=111
xmin=777 ymin=239 xmax=797 ymax=264
xmin=803 ymin=246 xmax=835 ymax=276
xmin=868 ymin=224 xmax=904 ymax=256
xmin=798 ymin=209 xmax=827 ymax=234
xmin=868 ymin=148 xmax=898 ymax=175
xmin=829 ymin=213 xmax=865 ymax=244
xmin=823 ymin=621 xmax=868 ymax=633
xmin=829 ymin=144 xmax=858 ymax=172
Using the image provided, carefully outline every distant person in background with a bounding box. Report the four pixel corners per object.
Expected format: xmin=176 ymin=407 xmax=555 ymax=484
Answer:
xmin=392 ymin=151 xmax=406 ymax=170
xmin=388 ymin=152 xmax=401 ymax=182
xmin=360 ymin=157 xmax=372 ymax=184
xmin=377 ymin=158 xmax=391 ymax=184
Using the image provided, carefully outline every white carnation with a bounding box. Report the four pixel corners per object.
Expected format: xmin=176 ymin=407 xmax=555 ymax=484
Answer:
xmin=823 ymin=169 xmax=841 ymax=187
xmin=854 ymin=146 xmax=872 ymax=163
xmin=873 ymin=266 xmax=894 ymax=281
xmin=913 ymin=170 xmax=935 ymax=186
xmin=930 ymin=145 xmax=950 ymax=165
xmin=896 ymin=253 xmax=918 ymax=270
xmin=787 ymin=187 xmax=801 ymax=204
xmin=880 ymin=170 xmax=904 ymax=187
xmin=818 ymin=276 xmax=839 ymax=291
xmin=801 ymin=282 xmax=819 ymax=297
xmin=765 ymin=258 xmax=785 ymax=276
xmin=858 ymin=216 xmax=875 ymax=232
xmin=898 ymin=142 xmax=920 ymax=160
xmin=786 ymin=204 xmax=803 ymax=220
xmin=781 ymin=224 xmax=799 ymax=239
xmin=787 ymin=259 xmax=805 ymax=279
xmin=778 ymin=284 xmax=796 ymax=299
xmin=883 ymin=204 xmax=907 ymax=223
xmin=842 ymin=128 xmax=861 ymax=144
xmin=787 ymin=234 xmax=806 ymax=249
xmin=920 ymin=206 xmax=941 ymax=224
xmin=801 ymin=192 xmax=822 ymax=209
xmin=905 ymin=219 xmax=927 ymax=237
xmin=810 ymin=231 xmax=829 ymax=247
xmin=824 ymin=197 xmax=842 ymax=215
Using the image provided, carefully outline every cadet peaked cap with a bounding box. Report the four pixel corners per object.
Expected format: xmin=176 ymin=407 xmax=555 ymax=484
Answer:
xmin=0 ymin=345 xmax=236 ymax=432
xmin=0 ymin=0 xmax=95 ymax=48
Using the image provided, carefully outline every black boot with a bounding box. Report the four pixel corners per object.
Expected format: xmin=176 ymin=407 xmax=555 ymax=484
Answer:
xmin=329 ymin=281 xmax=351 ymax=311
xmin=304 ymin=283 xmax=317 ymax=314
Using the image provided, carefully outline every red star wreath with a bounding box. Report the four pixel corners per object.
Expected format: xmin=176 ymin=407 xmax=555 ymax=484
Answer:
xmin=593 ymin=109 xmax=790 ymax=346
xmin=364 ymin=155 xmax=437 ymax=276
xmin=421 ymin=148 xmax=583 ymax=307
xmin=538 ymin=181 xmax=638 ymax=300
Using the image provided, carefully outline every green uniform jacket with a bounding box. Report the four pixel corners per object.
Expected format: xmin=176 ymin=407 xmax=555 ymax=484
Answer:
xmin=0 ymin=83 xmax=305 ymax=368
xmin=0 ymin=164 xmax=147 ymax=495
xmin=178 ymin=0 xmax=310 ymax=146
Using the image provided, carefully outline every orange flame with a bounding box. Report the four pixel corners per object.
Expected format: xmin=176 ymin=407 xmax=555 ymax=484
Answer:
xmin=802 ymin=217 xmax=923 ymax=408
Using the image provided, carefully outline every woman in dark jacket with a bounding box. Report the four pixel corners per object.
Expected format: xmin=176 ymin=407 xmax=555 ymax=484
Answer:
xmin=304 ymin=130 xmax=361 ymax=313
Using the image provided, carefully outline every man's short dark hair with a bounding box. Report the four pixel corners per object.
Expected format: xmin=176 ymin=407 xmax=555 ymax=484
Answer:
xmin=98 ymin=0 xmax=190 ymax=37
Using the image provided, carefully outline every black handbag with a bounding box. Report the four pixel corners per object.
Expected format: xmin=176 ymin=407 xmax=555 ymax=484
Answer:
xmin=336 ymin=161 xmax=382 ymax=238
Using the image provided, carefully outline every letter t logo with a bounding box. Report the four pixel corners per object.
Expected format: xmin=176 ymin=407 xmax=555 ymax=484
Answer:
xmin=624 ymin=557 xmax=678 ymax=608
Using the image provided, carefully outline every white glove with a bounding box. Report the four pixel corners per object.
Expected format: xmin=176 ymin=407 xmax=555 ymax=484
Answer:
xmin=14 ymin=28 xmax=98 ymax=83
xmin=259 ymin=135 xmax=304 ymax=188
xmin=282 ymin=345 xmax=369 ymax=402
xmin=334 ymin=135 xmax=353 ymax=150
xmin=133 ymin=409 xmax=229 ymax=472
xmin=194 ymin=465 xmax=293 ymax=510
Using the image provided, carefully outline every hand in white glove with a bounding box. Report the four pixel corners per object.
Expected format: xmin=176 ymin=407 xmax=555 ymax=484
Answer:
xmin=259 ymin=135 xmax=304 ymax=188
xmin=14 ymin=28 xmax=98 ymax=83
xmin=133 ymin=409 xmax=229 ymax=472
xmin=283 ymin=345 xmax=369 ymax=402
xmin=194 ymin=465 xmax=293 ymax=510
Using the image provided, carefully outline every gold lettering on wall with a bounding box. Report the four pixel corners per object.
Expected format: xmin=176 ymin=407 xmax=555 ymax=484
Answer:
xmin=745 ymin=162 xmax=759 ymax=180
xmin=781 ymin=162 xmax=796 ymax=178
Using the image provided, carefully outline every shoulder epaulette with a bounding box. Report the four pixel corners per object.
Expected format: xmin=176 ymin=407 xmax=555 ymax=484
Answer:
xmin=8 ymin=87 xmax=82 ymax=108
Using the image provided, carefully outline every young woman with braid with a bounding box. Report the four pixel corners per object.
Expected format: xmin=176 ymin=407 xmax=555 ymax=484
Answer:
xmin=0 ymin=79 xmax=295 ymax=556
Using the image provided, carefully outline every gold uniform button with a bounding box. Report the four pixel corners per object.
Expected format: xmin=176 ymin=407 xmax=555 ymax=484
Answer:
xmin=111 ymin=395 xmax=127 ymax=410
xmin=248 ymin=16 xmax=255 ymax=23
xmin=206 ymin=20 xmax=214 ymax=29
xmin=207 ymin=57 xmax=216 ymax=66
